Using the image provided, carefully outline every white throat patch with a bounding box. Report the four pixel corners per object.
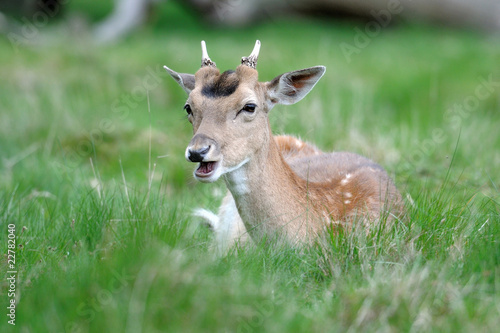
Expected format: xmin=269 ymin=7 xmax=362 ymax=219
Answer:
xmin=223 ymin=158 xmax=250 ymax=196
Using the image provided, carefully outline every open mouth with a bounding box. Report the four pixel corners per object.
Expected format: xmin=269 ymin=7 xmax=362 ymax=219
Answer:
xmin=195 ymin=161 xmax=217 ymax=178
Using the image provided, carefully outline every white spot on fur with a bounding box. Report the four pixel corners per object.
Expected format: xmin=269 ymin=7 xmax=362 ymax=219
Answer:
xmin=344 ymin=192 xmax=353 ymax=198
xmin=340 ymin=173 xmax=351 ymax=186
xmin=344 ymin=200 xmax=351 ymax=204
xmin=295 ymin=139 xmax=303 ymax=148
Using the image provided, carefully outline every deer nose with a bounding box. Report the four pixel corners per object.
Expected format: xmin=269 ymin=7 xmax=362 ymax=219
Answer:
xmin=187 ymin=146 xmax=211 ymax=162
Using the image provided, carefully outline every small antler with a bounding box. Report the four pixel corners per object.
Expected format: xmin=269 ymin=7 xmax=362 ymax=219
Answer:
xmin=241 ymin=40 xmax=261 ymax=69
xmin=201 ymin=40 xmax=216 ymax=68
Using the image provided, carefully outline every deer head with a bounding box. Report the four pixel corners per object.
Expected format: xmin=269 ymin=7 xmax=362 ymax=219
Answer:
xmin=164 ymin=40 xmax=325 ymax=183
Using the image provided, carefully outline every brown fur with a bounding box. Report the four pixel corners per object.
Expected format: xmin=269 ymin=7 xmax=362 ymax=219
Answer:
xmin=167 ymin=58 xmax=403 ymax=246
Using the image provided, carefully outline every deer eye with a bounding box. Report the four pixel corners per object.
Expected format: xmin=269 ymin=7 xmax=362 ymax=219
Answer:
xmin=239 ymin=103 xmax=257 ymax=115
xmin=184 ymin=104 xmax=192 ymax=116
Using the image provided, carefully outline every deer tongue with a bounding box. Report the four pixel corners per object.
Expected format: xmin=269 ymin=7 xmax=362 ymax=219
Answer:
xmin=196 ymin=162 xmax=215 ymax=175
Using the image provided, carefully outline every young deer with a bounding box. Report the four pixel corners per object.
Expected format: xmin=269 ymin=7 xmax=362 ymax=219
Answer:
xmin=165 ymin=41 xmax=403 ymax=253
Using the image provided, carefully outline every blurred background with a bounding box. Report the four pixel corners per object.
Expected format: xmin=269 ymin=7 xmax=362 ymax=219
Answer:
xmin=1 ymin=0 xmax=500 ymax=40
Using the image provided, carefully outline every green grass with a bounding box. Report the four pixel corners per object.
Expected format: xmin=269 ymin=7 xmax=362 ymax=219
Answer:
xmin=0 ymin=2 xmax=499 ymax=332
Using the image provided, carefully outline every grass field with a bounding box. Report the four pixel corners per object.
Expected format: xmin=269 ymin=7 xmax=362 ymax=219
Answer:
xmin=1 ymin=2 xmax=499 ymax=332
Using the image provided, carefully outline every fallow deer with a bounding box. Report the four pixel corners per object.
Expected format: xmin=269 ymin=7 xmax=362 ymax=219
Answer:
xmin=165 ymin=40 xmax=403 ymax=253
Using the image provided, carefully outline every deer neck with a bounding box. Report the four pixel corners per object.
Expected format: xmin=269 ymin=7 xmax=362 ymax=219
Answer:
xmin=223 ymin=130 xmax=316 ymax=242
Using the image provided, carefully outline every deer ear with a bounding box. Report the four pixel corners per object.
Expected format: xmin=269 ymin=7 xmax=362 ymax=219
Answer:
xmin=267 ymin=66 xmax=326 ymax=106
xmin=164 ymin=66 xmax=195 ymax=94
